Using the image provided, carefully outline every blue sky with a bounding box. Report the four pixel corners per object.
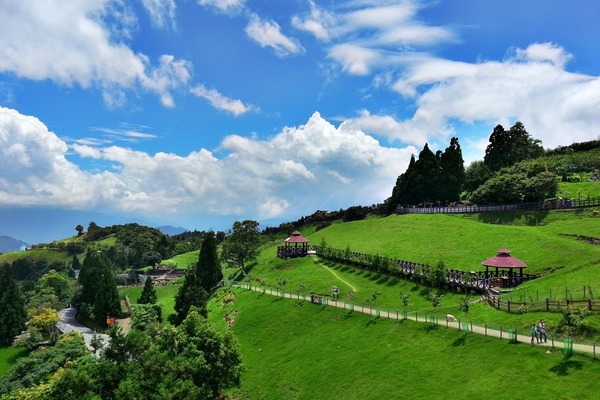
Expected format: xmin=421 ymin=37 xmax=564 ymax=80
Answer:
xmin=1 ymin=0 xmax=599 ymax=242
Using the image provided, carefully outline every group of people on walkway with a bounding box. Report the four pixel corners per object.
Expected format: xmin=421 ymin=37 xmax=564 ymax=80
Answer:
xmin=530 ymin=319 xmax=547 ymax=344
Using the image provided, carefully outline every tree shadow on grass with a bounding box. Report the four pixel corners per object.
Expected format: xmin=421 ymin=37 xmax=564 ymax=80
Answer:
xmin=365 ymin=317 xmax=380 ymax=327
xmin=452 ymin=334 xmax=469 ymax=347
xmin=549 ymin=359 xmax=584 ymax=376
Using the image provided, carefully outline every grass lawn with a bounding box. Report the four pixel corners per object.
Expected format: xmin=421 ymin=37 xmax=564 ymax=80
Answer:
xmin=168 ymin=250 xmax=199 ymax=269
xmin=245 ymin=210 xmax=600 ymax=341
xmin=0 ymin=347 xmax=28 ymax=378
xmin=120 ymin=284 xmax=181 ymax=324
xmin=211 ymin=289 xmax=600 ymax=400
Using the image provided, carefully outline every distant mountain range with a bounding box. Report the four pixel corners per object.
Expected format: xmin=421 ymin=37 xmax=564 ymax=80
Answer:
xmin=0 ymin=235 xmax=27 ymax=254
xmin=0 ymin=207 xmax=191 ymax=244
xmin=156 ymin=225 xmax=187 ymax=236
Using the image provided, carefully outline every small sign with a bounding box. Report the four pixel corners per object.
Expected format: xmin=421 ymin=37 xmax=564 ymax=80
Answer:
xmin=332 ymin=286 xmax=339 ymax=299
xmin=310 ymin=294 xmax=322 ymax=304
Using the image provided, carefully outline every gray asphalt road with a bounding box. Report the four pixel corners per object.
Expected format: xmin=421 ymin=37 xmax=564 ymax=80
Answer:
xmin=56 ymin=307 xmax=110 ymax=352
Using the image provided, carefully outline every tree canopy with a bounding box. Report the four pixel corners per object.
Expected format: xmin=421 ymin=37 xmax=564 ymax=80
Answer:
xmin=484 ymin=122 xmax=544 ymax=172
xmin=75 ymin=250 xmax=121 ymax=325
xmin=221 ymin=220 xmax=261 ymax=274
xmin=0 ymin=264 xmax=27 ymax=345
xmin=196 ymin=231 xmax=222 ymax=292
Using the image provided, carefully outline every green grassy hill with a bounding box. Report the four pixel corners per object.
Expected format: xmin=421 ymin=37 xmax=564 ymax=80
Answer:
xmin=211 ymin=289 xmax=600 ymax=400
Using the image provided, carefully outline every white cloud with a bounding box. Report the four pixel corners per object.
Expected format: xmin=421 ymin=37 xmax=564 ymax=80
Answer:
xmin=0 ymin=107 xmax=412 ymax=222
xmin=191 ymin=85 xmax=256 ymax=116
xmin=387 ymin=43 xmax=600 ymax=151
xmin=198 ymin=0 xmax=246 ymax=15
xmin=245 ymin=15 xmax=305 ymax=57
xmin=141 ymin=0 xmax=177 ymax=29
xmin=342 ymin=109 xmax=427 ymax=146
xmin=291 ymin=1 xmax=334 ymax=41
xmin=513 ymin=42 xmax=572 ymax=67
xmin=0 ymin=0 xmax=191 ymax=107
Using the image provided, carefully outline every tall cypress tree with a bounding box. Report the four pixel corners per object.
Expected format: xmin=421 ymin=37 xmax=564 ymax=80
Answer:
xmin=0 ymin=264 xmax=27 ymax=344
xmin=169 ymin=270 xmax=208 ymax=326
xmin=411 ymin=143 xmax=440 ymax=205
xmin=438 ymin=137 xmax=466 ymax=203
xmin=138 ymin=276 xmax=157 ymax=304
xmin=76 ymin=251 xmax=120 ymax=325
xmin=197 ymin=231 xmax=222 ymax=292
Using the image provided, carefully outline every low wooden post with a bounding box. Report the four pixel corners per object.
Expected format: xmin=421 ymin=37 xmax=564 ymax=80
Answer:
xmin=546 ymin=298 xmax=549 ymax=311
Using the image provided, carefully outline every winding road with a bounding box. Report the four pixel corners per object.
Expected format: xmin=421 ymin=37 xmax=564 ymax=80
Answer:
xmin=56 ymin=308 xmax=110 ymax=353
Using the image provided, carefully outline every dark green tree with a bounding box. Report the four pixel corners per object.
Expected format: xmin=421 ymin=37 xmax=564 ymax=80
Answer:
xmin=463 ymin=160 xmax=493 ymax=193
xmin=169 ymin=269 xmax=208 ymax=326
xmin=0 ymin=264 xmax=27 ymax=344
xmin=75 ymin=225 xmax=84 ymax=236
xmin=221 ymin=220 xmax=261 ymax=275
xmin=141 ymin=251 xmax=162 ymax=268
xmin=438 ymin=137 xmax=465 ymax=203
xmin=387 ymin=154 xmax=417 ymax=212
xmin=197 ymin=231 xmax=222 ymax=292
xmin=411 ymin=143 xmax=441 ymax=205
xmin=76 ymin=250 xmax=120 ymax=325
xmin=484 ymin=122 xmax=544 ymax=172
xmin=138 ymin=276 xmax=157 ymax=304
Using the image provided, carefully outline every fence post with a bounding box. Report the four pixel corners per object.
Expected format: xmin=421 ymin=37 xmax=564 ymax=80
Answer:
xmin=507 ymin=300 xmax=510 ymax=313
xmin=500 ymin=325 xmax=503 ymax=339
xmin=546 ymin=298 xmax=549 ymax=311
xmin=485 ymin=323 xmax=487 ymax=336
xmin=589 ymin=299 xmax=593 ymax=312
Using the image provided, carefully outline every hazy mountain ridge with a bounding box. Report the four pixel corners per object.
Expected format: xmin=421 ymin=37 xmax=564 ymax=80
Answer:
xmin=0 ymin=235 xmax=27 ymax=253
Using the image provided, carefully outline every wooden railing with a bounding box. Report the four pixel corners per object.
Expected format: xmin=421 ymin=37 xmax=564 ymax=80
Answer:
xmin=312 ymin=246 xmax=537 ymax=293
xmin=488 ymin=297 xmax=600 ymax=313
xmin=395 ymin=196 xmax=600 ymax=215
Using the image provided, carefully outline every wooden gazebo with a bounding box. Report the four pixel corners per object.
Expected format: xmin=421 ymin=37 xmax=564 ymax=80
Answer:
xmin=277 ymin=231 xmax=310 ymax=258
xmin=482 ymin=248 xmax=527 ymax=287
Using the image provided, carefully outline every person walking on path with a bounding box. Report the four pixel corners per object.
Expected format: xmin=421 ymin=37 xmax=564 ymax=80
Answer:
xmin=538 ymin=319 xmax=547 ymax=343
xmin=530 ymin=323 xmax=538 ymax=344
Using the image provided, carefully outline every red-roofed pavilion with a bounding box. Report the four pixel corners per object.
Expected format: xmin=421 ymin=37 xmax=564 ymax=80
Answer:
xmin=278 ymin=231 xmax=310 ymax=258
xmin=482 ymin=248 xmax=527 ymax=280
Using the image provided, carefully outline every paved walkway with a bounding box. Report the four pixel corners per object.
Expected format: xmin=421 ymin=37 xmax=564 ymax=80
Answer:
xmin=56 ymin=308 xmax=110 ymax=354
xmin=231 ymin=282 xmax=597 ymax=357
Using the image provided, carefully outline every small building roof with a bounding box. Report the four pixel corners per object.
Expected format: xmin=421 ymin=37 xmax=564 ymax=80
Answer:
xmin=481 ymin=248 xmax=527 ymax=269
xmin=283 ymin=230 xmax=310 ymax=243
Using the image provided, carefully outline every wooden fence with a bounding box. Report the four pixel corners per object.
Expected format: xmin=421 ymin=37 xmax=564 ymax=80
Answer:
xmin=395 ymin=196 xmax=600 ymax=215
xmin=312 ymin=246 xmax=537 ymax=293
xmin=488 ymin=296 xmax=600 ymax=313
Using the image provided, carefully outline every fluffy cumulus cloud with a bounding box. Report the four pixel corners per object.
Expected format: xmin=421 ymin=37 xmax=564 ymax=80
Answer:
xmin=0 ymin=0 xmax=190 ymax=107
xmin=190 ymin=85 xmax=256 ymax=116
xmin=290 ymin=1 xmax=600 ymax=153
xmin=0 ymin=107 xmax=412 ymax=222
xmin=388 ymin=43 xmax=600 ymax=150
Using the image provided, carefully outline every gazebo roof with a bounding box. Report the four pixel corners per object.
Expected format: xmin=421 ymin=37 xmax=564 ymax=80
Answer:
xmin=283 ymin=230 xmax=310 ymax=243
xmin=482 ymin=248 xmax=527 ymax=269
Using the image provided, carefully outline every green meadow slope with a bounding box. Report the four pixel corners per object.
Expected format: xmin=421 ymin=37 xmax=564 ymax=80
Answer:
xmin=211 ymin=289 xmax=600 ymax=400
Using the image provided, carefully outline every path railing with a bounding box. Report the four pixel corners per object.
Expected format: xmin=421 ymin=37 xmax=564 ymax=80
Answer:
xmin=395 ymin=196 xmax=600 ymax=215
xmin=489 ymin=296 xmax=600 ymax=313
xmin=227 ymin=281 xmax=598 ymax=359
xmin=312 ymin=246 xmax=537 ymax=293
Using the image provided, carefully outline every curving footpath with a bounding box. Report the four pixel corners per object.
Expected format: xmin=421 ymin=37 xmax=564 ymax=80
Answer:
xmin=230 ymin=282 xmax=598 ymax=358
xmin=56 ymin=307 xmax=111 ymax=354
